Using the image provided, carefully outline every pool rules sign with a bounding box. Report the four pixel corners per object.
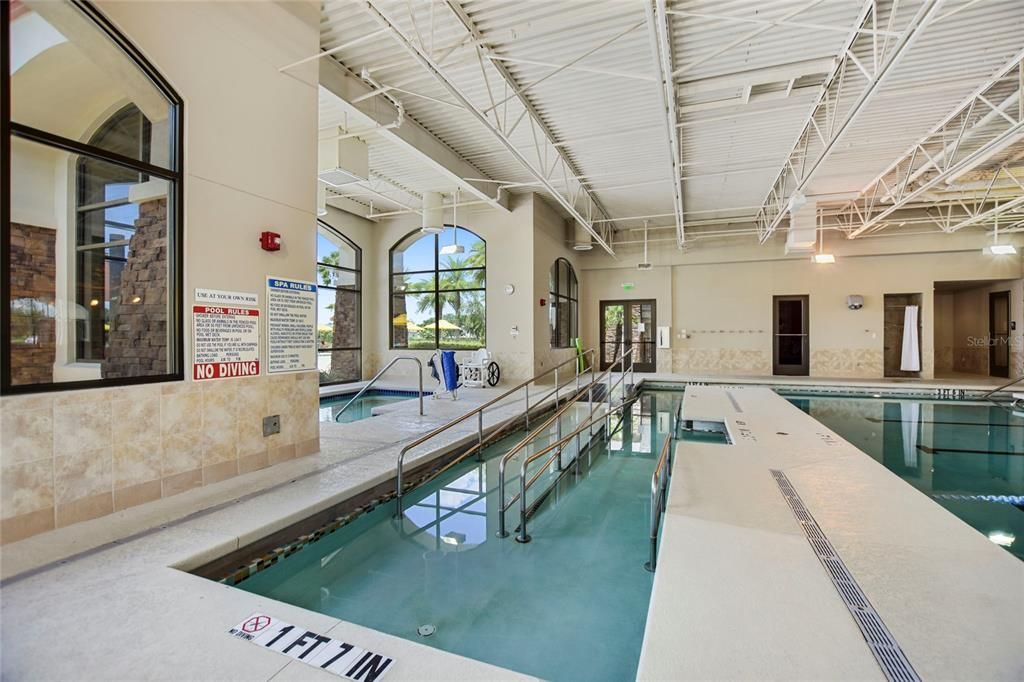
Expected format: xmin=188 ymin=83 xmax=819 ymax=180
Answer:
xmin=229 ymin=612 xmax=394 ymax=681
xmin=192 ymin=292 xmax=260 ymax=381
xmin=267 ymin=277 xmax=317 ymax=373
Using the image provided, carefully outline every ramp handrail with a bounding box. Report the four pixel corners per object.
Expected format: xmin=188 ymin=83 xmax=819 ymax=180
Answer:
xmin=982 ymin=375 xmax=1024 ymax=399
xmin=645 ymin=423 xmax=674 ymax=572
xmin=394 ymin=349 xmax=595 ymax=516
xmin=335 ymin=356 xmax=424 ymax=420
xmin=497 ymin=346 xmax=635 ymax=538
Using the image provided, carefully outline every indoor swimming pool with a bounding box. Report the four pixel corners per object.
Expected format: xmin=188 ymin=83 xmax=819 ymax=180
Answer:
xmin=319 ymin=390 xmax=427 ymax=423
xmin=236 ymin=390 xmax=682 ymax=681
xmin=782 ymin=392 xmax=1024 ymax=560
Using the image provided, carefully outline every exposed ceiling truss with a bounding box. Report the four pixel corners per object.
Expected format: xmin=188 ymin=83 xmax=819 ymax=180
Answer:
xmin=645 ymin=0 xmax=685 ymax=247
xmin=832 ymin=50 xmax=1024 ymax=237
xmin=362 ymin=0 xmax=620 ymax=256
xmin=755 ymin=0 xmax=945 ymax=243
xmin=311 ymin=0 xmax=1023 ymax=251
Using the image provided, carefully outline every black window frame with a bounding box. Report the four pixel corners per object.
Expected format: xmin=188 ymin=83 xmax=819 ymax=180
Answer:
xmin=1 ymin=0 xmax=185 ymax=395
xmin=316 ymin=221 xmax=361 ymax=386
xmin=549 ymin=257 xmax=578 ymax=348
xmin=389 ymin=226 xmax=486 ymax=350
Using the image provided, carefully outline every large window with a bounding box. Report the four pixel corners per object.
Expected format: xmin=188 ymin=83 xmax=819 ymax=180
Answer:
xmin=3 ymin=1 xmax=183 ymax=392
xmin=316 ymin=223 xmax=361 ymax=385
xmin=390 ymin=227 xmax=485 ymax=350
xmin=549 ymin=258 xmax=578 ymax=348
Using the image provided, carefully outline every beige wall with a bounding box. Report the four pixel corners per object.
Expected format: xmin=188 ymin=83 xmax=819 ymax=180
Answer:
xmin=579 ymin=229 xmax=1023 ymax=378
xmin=532 ymin=197 xmax=583 ymax=376
xmin=1 ymin=1 xmax=321 ymax=544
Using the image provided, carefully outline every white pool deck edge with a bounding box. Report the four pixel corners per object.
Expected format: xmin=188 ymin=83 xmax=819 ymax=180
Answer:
xmin=636 ymin=384 xmax=1024 ymax=681
xmin=0 ymin=374 xmax=1020 ymax=681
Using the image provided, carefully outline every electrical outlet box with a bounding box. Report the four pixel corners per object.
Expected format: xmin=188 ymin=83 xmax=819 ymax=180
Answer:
xmin=263 ymin=415 xmax=280 ymax=437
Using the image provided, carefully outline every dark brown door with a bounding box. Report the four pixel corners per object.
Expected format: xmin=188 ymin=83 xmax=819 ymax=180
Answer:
xmin=990 ymin=290 xmax=1010 ymax=378
xmin=773 ymin=295 xmax=809 ymax=376
xmin=599 ymin=299 xmax=656 ymax=372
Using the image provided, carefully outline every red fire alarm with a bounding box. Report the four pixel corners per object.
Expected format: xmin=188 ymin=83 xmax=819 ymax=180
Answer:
xmin=539 ymin=298 xmax=546 ymax=307
xmin=259 ymin=231 xmax=282 ymax=251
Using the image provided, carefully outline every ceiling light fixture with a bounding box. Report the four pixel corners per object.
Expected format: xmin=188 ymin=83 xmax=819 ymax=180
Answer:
xmin=811 ymin=221 xmax=835 ymax=264
xmin=984 ymin=215 xmax=1017 ymax=255
xmin=440 ymin=189 xmax=465 ymax=255
xmin=637 ymin=220 xmax=653 ymax=270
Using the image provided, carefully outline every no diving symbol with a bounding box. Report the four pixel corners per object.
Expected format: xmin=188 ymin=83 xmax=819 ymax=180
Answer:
xmin=242 ymin=615 xmax=271 ymax=634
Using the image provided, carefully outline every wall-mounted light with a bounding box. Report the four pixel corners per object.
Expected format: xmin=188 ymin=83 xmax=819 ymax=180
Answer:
xmin=984 ymin=244 xmax=1017 ymax=255
xmin=811 ymin=253 xmax=836 ymax=264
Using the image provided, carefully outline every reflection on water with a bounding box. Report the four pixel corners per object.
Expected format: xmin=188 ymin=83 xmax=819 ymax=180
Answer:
xmin=787 ymin=395 xmax=1024 ymax=560
xmin=238 ymin=390 xmax=685 ymax=682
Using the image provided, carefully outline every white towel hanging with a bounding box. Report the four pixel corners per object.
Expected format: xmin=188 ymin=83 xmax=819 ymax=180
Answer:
xmin=900 ymin=305 xmax=920 ymax=372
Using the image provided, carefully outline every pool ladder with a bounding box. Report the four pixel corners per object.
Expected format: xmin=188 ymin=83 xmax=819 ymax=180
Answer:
xmin=334 ymin=356 xmax=424 ymax=420
xmin=495 ymin=347 xmax=637 ymax=542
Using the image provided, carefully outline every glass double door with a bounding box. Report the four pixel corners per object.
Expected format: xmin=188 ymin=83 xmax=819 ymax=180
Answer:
xmin=599 ymin=300 xmax=656 ymax=372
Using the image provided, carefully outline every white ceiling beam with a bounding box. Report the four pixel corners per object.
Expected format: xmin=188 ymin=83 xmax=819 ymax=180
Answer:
xmin=485 ymin=54 xmax=655 ymax=83
xmin=361 ymin=0 xmax=616 ymax=255
xmin=646 ymin=0 xmax=685 ymax=248
xmin=666 ymin=9 xmax=902 ymax=37
xmin=946 ymin=195 xmax=1024 ymax=233
xmin=319 ymin=58 xmax=508 ymax=213
xmin=754 ymin=0 xmax=945 ymax=244
xmin=676 ymin=58 xmax=835 ymax=97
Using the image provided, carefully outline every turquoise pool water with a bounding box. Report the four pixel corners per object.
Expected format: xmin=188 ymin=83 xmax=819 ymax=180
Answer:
xmin=319 ymin=391 xmax=425 ymax=423
xmin=783 ymin=393 xmax=1024 ymax=560
xmin=238 ymin=390 xmax=682 ymax=681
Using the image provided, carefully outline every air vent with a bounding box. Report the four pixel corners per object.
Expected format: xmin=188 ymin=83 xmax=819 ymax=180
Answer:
xmin=770 ymin=470 xmax=920 ymax=682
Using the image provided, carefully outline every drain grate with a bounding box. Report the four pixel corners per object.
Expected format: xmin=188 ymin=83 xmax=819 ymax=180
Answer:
xmin=769 ymin=469 xmax=920 ymax=682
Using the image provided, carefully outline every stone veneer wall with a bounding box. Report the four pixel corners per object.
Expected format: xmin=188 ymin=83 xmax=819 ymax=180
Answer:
xmin=103 ymin=199 xmax=168 ymax=379
xmin=0 ymin=372 xmax=319 ymax=544
xmin=8 ymin=223 xmax=57 ymax=386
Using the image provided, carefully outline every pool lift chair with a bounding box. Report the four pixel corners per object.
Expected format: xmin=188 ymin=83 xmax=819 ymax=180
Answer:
xmin=459 ymin=348 xmax=501 ymax=388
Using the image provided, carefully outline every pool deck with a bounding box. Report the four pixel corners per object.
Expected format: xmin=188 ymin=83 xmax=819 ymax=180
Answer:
xmin=1 ymin=373 xmax=1021 ymax=681
xmin=637 ymin=384 xmax=1024 ymax=681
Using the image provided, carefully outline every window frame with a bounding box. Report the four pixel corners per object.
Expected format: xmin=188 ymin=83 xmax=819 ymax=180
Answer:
xmin=549 ymin=257 xmax=578 ymax=349
xmin=388 ymin=226 xmax=486 ymax=350
xmin=1 ymin=0 xmax=185 ymax=394
xmin=316 ymin=221 xmax=361 ymax=386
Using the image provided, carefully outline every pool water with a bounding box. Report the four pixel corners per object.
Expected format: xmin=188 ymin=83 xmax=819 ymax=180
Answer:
xmin=319 ymin=391 xmax=425 ymax=423
xmin=237 ymin=390 xmax=682 ymax=681
xmin=783 ymin=393 xmax=1024 ymax=560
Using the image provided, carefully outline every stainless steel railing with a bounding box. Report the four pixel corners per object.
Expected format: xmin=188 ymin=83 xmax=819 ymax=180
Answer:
xmin=335 ymin=356 xmax=424 ymax=420
xmin=393 ymin=349 xmax=595 ymax=517
xmin=982 ymin=375 xmax=1024 ymax=399
xmin=497 ymin=347 xmax=635 ymax=539
xmin=644 ymin=423 xmax=674 ymax=572
xmin=511 ymin=396 xmax=638 ymax=543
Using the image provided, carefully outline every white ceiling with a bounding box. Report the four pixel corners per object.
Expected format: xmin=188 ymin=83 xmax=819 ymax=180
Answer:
xmin=315 ymin=0 xmax=1024 ymax=247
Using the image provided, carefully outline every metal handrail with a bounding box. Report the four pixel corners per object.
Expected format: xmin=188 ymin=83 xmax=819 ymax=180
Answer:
xmin=394 ymin=349 xmax=595 ymax=516
xmin=982 ymin=375 xmax=1024 ymax=399
xmin=645 ymin=424 xmax=674 ymax=572
xmin=498 ymin=347 xmax=635 ymax=538
xmin=335 ymin=356 xmax=424 ymax=420
xmin=512 ymin=396 xmax=638 ymax=543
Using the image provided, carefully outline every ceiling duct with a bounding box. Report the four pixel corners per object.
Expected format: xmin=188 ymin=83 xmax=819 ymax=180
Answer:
xmin=785 ymin=201 xmax=818 ymax=254
xmin=572 ymin=219 xmax=593 ymax=251
xmin=421 ymin=192 xmax=445 ymax=234
xmin=318 ymin=129 xmax=369 ymax=187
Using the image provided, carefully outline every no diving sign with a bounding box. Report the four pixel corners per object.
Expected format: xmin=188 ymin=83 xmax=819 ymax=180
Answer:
xmin=229 ymin=613 xmax=393 ymax=681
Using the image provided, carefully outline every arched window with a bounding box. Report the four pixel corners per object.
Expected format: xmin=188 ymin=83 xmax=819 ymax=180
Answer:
xmin=4 ymin=1 xmax=183 ymax=392
xmin=75 ymin=104 xmax=151 ymax=363
xmin=549 ymin=258 xmax=578 ymax=348
xmin=390 ymin=226 xmax=485 ymax=349
xmin=316 ymin=223 xmax=361 ymax=385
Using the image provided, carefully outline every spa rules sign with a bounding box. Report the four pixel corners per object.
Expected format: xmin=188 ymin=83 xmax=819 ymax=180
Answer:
xmin=267 ymin=277 xmax=317 ymax=373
